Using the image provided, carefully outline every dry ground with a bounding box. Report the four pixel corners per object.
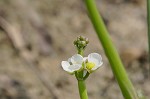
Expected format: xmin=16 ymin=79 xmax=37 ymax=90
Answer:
xmin=0 ymin=0 xmax=149 ymax=99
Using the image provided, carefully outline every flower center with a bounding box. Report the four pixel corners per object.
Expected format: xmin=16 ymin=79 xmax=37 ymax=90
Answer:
xmin=86 ymin=62 xmax=95 ymax=70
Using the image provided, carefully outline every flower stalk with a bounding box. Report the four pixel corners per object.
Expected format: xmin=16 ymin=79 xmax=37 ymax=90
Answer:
xmin=75 ymin=36 xmax=89 ymax=99
xmin=84 ymin=0 xmax=139 ymax=99
xmin=61 ymin=36 xmax=103 ymax=99
xmin=78 ymin=80 xmax=88 ymax=99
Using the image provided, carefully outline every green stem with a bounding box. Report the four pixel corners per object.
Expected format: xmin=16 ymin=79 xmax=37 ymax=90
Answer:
xmin=78 ymin=80 xmax=88 ymax=99
xmin=77 ymin=49 xmax=88 ymax=99
xmin=85 ymin=0 xmax=139 ymax=99
xmin=147 ymin=0 xmax=150 ymax=79
xmin=78 ymin=49 xmax=84 ymax=56
xmin=77 ymin=49 xmax=84 ymax=78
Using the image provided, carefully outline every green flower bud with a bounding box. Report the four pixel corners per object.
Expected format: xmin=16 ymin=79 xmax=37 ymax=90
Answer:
xmin=74 ymin=36 xmax=89 ymax=50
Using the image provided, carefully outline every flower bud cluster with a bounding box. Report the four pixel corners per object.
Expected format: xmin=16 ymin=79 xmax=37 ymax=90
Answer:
xmin=74 ymin=36 xmax=89 ymax=50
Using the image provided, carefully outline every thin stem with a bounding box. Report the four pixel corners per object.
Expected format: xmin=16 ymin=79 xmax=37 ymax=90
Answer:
xmin=147 ymin=0 xmax=150 ymax=79
xmin=85 ymin=0 xmax=139 ymax=99
xmin=77 ymin=49 xmax=84 ymax=78
xmin=78 ymin=80 xmax=88 ymax=99
xmin=78 ymin=49 xmax=84 ymax=56
xmin=77 ymin=49 xmax=88 ymax=99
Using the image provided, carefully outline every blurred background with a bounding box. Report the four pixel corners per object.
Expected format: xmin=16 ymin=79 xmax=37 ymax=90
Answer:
xmin=0 ymin=0 xmax=149 ymax=99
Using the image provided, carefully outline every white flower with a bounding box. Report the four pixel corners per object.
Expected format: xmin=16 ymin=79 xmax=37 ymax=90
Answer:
xmin=85 ymin=53 xmax=103 ymax=73
xmin=61 ymin=54 xmax=84 ymax=74
xmin=61 ymin=53 xmax=103 ymax=74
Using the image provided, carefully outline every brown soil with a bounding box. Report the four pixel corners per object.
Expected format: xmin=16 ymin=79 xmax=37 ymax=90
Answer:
xmin=0 ymin=0 xmax=149 ymax=99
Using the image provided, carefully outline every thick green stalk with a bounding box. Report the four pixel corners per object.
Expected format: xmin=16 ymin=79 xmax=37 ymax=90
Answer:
xmin=147 ymin=0 xmax=150 ymax=79
xmin=85 ymin=0 xmax=138 ymax=99
xmin=78 ymin=80 xmax=88 ymax=99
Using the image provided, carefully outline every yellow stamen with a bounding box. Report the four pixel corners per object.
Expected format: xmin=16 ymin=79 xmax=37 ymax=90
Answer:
xmin=86 ymin=62 xmax=95 ymax=70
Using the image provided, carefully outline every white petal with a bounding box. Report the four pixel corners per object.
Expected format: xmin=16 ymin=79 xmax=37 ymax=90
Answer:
xmin=83 ymin=70 xmax=87 ymax=77
xmin=68 ymin=64 xmax=82 ymax=72
xmin=88 ymin=53 xmax=102 ymax=66
xmin=61 ymin=61 xmax=70 ymax=72
xmin=71 ymin=54 xmax=83 ymax=65
xmin=68 ymin=58 xmax=71 ymax=63
xmin=83 ymin=57 xmax=88 ymax=61
xmin=91 ymin=62 xmax=103 ymax=71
